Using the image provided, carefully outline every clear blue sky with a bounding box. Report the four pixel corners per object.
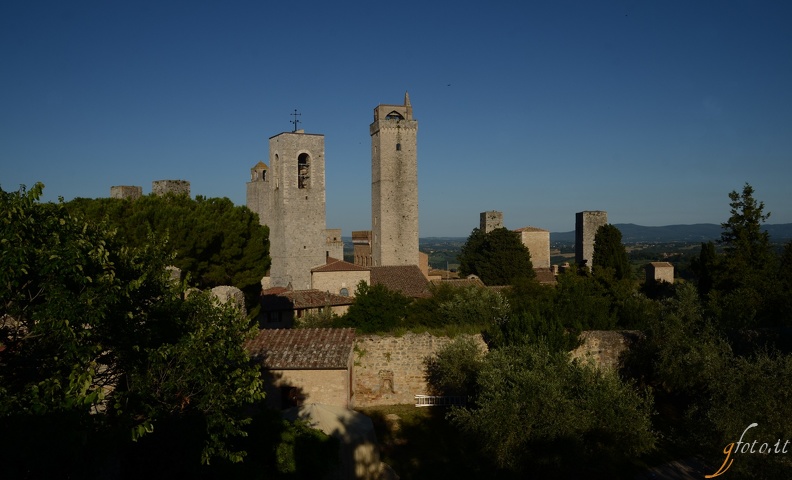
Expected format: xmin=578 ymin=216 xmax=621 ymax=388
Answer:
xmin=2 ymin=1 xmax=791 ymax=236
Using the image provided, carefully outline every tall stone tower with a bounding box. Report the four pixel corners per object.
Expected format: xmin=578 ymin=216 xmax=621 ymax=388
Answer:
xmin=480 ymin=211 xmax=503 ymax=233
xmin=246 ymin=161 xmax=270 ymax=225
xmin=575 ymin=211 xmax=608 ymax=270
xmin=371 ymin=92 xmax=419 ymax=267
xmin=267 ymin=131 xmax=327 ymax=289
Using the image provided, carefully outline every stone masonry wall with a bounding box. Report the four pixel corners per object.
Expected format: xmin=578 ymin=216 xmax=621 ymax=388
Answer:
xmin=575 ymin=210 xmax=608 ymax=269
xmin=353 ymin=331 xmax=639 ymax=407
xmin=570 ymin=330 xmax=642 ymax=370
xmin=152 ymin=179 xmax=191 ymax=197
xmin=353 ymin=333 xmax=487 ymax=407
xmin=110 ymin=185 xmax=142 ymax=200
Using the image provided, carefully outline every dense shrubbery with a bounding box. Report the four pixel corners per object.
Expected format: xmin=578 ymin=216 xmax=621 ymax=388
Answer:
xmin=66 ymin=194 xmax=270 ymax=313
xmin=0 ymin=184 xmax=338 ymax=478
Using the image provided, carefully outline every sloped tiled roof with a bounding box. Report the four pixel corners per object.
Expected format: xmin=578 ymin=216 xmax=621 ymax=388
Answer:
xmin=648 ymin=262 xmax=674 ymax=268
xmin=534 ymin=268 xmax=557 ymax=285
xmin=513 ymin=226 xmax=549 ymax=233
xmin=262 ymin=288 xmax=354 ymax=311
xmin=369 ymin=265 xmax=431 ymax=298
xmin=246 ymin=328 xmax=355 ymax=369
xmin=429 ymin=276 xmax=486 ymax=288
xmin=312 ymin=257 xmax=369 ymax=273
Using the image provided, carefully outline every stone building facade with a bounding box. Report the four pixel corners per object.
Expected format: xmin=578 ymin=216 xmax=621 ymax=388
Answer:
xmin=311 ymin=258 xmax=370 ymax=297
xmin=514 ymin=226 xmax=550 ymax=269
xmin=246 ymin=161 xmax=270 ymax=225
xmin=371 ymin=93 xmax=418 ymax=267
xmin=575 ymin=210 xmax=608 ymax=269
xmin=480 ymin=211 xmax=503 ymax=233
xmin=152 ymin=179 xmax=190 ymax=197
xmin=352 ymin=230 xmax=373 ymax=267
xmin=646 ymin=262 xmax=674 ymax=284
xmin=110 ymin=185 xmax=142 ymax=200
xmin=324 ymin=228 xmax=344 ymax=260
xmin=266 ymin=131 xmax=328 ymax=290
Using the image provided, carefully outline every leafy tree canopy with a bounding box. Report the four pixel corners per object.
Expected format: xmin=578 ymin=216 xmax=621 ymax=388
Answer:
xmin=592 ymin=224 xmax=631 ymax=280
xmin=440 ymin=340 xmax=655 ymax=476
xmin=0 ymin=184 xmax=264 ymax=476
xmin=334 ymin=281 xmax=411 ymax=333
xmin=457 ymin=227 xmax=535 ymax=286
xmin=66 ymin=194 xmax=270 ymax=310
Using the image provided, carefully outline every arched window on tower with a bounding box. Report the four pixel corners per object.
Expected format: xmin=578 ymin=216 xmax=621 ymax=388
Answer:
xmin=298 ymin=153 xmax=310 ymax=189
xmin=386 ymin=111 xmax=404 ymax=121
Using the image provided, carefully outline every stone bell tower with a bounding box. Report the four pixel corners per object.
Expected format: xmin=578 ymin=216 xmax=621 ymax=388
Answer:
xmin=371 ymin=92 xmax=419 ymax=267
xmin=267 ymin=130 xmax=327 ymax=289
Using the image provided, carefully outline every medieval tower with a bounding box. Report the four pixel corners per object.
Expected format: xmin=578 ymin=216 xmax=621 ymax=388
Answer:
xmin=246 ymin=130 xmax=328 ymax=290
xmin=246 ymin=161 xmax=270 ymax=225
xmin=575 ymin=210 xmax=608 ymax=270
xmin=371 ymin=93 xmax=419 ymax=267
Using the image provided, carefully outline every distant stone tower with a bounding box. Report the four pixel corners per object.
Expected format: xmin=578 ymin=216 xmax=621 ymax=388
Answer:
xmin=371 ymin=92 xmax=419 ymax=267
xmin=246 ymin=161 xmax=270 ymax=225
xmin=152 ymin=180 xmax=190 ymax=197
xmin=514 ymin=226 xmax=551 ymax=269
xmin=267 ymin=131 xmax=327 ymax=289
xmin=110 ymin=185 xmax=142 ymax=200
xmin=480 ymin=211 xmax=503 ymax=233
xmin=575 ymin=211 xmax=608 ymax=269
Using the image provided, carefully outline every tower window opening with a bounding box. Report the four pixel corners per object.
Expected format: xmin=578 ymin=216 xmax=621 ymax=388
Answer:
xmin=386 ymin=111 xmax=404 ymax=120
xmin=396 ymin=143 xmax=401 ymax=151
xmin=298 ymin=153 xmax=310 ymax=189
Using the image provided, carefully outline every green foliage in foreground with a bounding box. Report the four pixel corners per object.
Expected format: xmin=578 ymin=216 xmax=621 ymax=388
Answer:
xmin=66 ymin=193 xmax=270 ymax=311
xmin=0 ymin=184 xmax=264 ymax=475
xmin=426 ymin=338 xmax=655 ymax=477
xmin=457 ymin=227 xmax=535 ymax=286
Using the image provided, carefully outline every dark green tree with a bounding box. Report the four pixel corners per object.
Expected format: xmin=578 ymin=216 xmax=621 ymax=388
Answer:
xmin=457 ymin=227 xmax=535 ymax=286
xmin=720 ymin=183 xmax=773 ymax=271
xmin=0 ymin=184 xmax=264 ymax=476
xmin=66 ymin=194 xmax=270 ymax=312
xmin=690 ymin=241 xmax=719 ymax=296
xmin=334 ymin=281 xmax=411 ymax=333
xmin=447 ymin=341 xmax=655 ymax=476
xmin=592 ymin=224 xmax=631 ymax=280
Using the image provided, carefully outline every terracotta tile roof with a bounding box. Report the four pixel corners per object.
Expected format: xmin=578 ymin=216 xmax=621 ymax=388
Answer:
xmin=369 ymin=265 xmax=431 ymax=298
xmin=246 ymin=328 xmax=355 ymax=369
xmin=649 ymin=262 xmax=674 ymax=268
xmin=312 ymin=257 xmax=369 ymax=273
xmin=513 ymin=226 xmax=549 ymax=233
xmin=262 ymin=289 xmax=354 ymax=311
xmin=534 ymin=267 xmax=557 ymax=285
xmin=429 ymin=276 xmax=486 ymax=288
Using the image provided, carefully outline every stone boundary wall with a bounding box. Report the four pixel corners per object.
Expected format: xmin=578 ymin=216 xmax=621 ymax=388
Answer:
xmin=570 ymin=330 xmax=642 ymax=370
xmin=353 ymin=333 xmax=486 ymax=407
xmin=353 ymin=330 xmax=640 ymax=407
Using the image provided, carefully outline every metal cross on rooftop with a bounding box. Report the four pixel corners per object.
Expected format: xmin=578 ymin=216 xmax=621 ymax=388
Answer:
xmin=290 ymin=109 xmax=301 ymax=132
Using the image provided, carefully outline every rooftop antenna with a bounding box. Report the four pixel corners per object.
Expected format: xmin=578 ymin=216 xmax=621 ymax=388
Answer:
xmin=290 ymin=109 xmax=302 ymax=132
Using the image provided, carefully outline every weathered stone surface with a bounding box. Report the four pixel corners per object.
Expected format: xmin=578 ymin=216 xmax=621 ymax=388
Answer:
xmin=571 ymin=330 xmax=642 ymax=370
xmin=575 ymin=210 xmax=608 ymax=269
xmin=152 ymin=179 xmax=190 ymax=197
xmin=210 ymin=285 xmax=246 ymax=316
xmin=353 ymin=333 xmax=487 ymax=407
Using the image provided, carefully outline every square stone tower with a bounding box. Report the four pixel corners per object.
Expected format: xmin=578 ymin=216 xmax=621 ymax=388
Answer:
xmin=514 ymin=226 xmax=551 ymax=269
xmin=371 ymin=92 xmax=418 ymax=267
xmin=267 ymin=131 xmax=327 ymax=289
xmin=575 ymin=211 xmax=608 ymax=270
xmin=480 ymin=211 xmax=503 ymax=233
xmin=246 ymin=161 xmax=270 ymax=225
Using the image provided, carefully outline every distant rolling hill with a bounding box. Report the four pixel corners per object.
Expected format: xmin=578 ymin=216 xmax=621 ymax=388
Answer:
xmin=550 ymin=223 xmax=792 ymax=244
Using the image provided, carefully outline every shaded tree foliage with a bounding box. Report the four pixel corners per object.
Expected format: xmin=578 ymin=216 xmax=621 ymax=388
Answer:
xmin=0 ymin=184 xmax=264 ymax=476
xmin=334 ymin=281 xmax=411 ymax=333
xmin=443 ymin=341 xmax=655 ymax=477
xmin=592 ymin=224 xmax=630 ymax=280
xmin=457 ymin=227 xmax=534 ymax=286
xmin=66 ymin=194 xmax=270 ymax=311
